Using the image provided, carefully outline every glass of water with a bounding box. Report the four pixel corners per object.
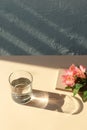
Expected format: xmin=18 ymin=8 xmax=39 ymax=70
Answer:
xmin=9 ymin=70 xmax=33 ymax=104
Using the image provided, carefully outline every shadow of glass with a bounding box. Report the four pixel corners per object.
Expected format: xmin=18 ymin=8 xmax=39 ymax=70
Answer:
xmin=24 ymin=89 xmax=83 ymax=115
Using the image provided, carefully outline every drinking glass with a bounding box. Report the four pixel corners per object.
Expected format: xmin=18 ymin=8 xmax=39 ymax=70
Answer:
xmin=9 ymin=70 xmax=33 ymax=104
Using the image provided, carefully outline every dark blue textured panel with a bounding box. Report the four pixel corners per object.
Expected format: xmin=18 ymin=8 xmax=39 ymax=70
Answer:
xmin=0 ymin=0 xmax=87 ymax=55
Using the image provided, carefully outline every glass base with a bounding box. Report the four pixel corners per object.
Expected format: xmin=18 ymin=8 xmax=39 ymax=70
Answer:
xmin=11 ymin=94 xmax=31 ymax=104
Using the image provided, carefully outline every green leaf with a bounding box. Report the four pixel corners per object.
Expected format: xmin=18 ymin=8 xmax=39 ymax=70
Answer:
xmin=65 ymin=86 xmax=72 ymax=90
xmin=73 ymin=83 xmax=83 ymax=96
xmin=82 ymin=91 xmax=87 ymax=102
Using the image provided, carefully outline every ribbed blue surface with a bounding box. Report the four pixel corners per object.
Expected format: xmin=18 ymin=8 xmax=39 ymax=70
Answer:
xmin=0 ymin=0 xmax=87 ymax=55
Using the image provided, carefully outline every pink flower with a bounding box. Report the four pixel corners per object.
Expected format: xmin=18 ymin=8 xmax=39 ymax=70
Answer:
xmin=69 ymin=64 xmax=86 ymax=78
xmin=79 ymin=65 xmax=86 ymax=73
xmin=62 ymin=74 xmax=75 ymax=87
xmin=62 ymin=64 xmax=87 ymax=101
xmin=62 ymin=64 xmax=86 ymax=87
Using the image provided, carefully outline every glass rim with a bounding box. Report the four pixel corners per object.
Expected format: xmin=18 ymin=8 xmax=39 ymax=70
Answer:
xmin=8 ymin=70 xmax=33 ymax=84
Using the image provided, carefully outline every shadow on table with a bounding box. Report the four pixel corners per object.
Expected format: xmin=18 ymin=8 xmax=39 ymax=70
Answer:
xmin=25 ymin=89 xmax=83 ymax=114
xmin=0 ymin=56 xmax=87 ymax=69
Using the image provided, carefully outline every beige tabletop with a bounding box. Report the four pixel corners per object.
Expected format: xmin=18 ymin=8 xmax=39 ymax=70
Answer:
xmin=0 ymin=56 xmax=87 ymax=130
